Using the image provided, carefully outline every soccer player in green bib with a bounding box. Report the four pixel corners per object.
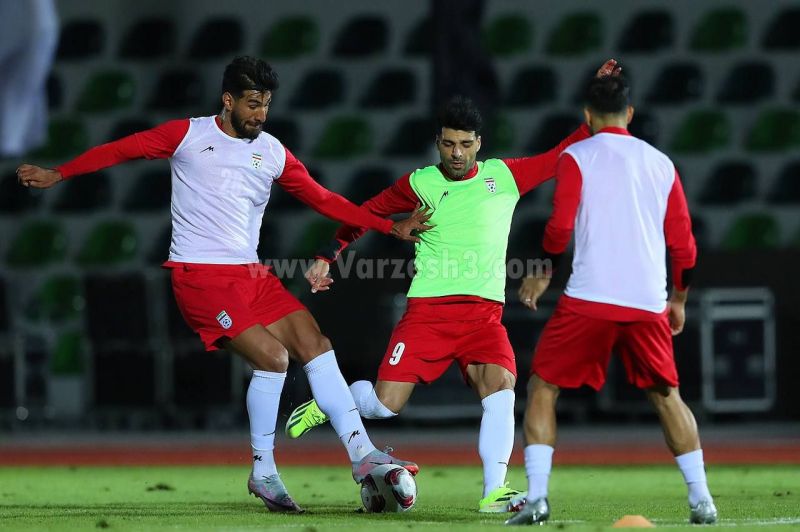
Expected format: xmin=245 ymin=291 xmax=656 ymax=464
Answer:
xmin=288 ymin=60 xmax=620 ymax=513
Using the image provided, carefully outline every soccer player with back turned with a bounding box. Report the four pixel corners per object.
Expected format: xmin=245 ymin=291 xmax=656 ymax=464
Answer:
xmin=16 ymin=56 xmax=430 ymax=513
xmin=506 ymin=74 xmax=716 ymax=525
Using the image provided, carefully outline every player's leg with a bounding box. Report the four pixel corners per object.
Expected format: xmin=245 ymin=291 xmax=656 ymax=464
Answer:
xmin=362 ymin=379 xmax=415 ymax=416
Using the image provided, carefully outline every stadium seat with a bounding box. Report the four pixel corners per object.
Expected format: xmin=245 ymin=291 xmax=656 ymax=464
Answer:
xmin=628 ymin=111 xmax=660 ymax=147
xmin=77 ymin=221 xmax=138 ymax=266
xmin=383 ymin=116 xmax=435 ymax=157
xmin=717 ymin=61 xmax=775 ymax=104
xmin=108 ymin=118 xmax=152 ymax=141
xmin=670 ymin=110 xmax=731 ymax=153
xmin=56 ymin=19 xmax=104 ymax=60
xmin=27 ymin=275 xmax=84 ymax=322
xmin=119 ymin=17 xmax=176 ymax=59
xmin=289 ymin=69 xmax=345 ymax=110
xmin=50 ymin=331 xmax=86 ymax=375
xmin=260 ymin=16 xmax=319 ymax=58
xmin=30 ymin=118 xmax=89 ymax=160
xmin=699 ymin=161 xmax=757 ymax=205
xmin=146 ymin=223 xmax=172 ymax=265
xmin=618 ymin=10 xmax=674 ymax=52
xmin=762 ymin=8 xmax=800 ymax=50
xmin=333 ymin=16 xmax=388 ymax=57
xmin=721 ymin=214 xmax=780 ymax=250
xmin=546 ymin=12 xmax=603 ymax=55
xmin=6 ymin=220 xmax=68 ymax=268
xmin=646 ymin=62 xmax=704 ymax=104
xmin=47 ymin=73 xmax=63 ymax=111
xmin=53 ymin=171 xmax=112 ymax=213
xmin=690 ymin=8 xmax=747 ymax=51
xmin=505 ymin=65 xmax=557 ymax=107
xmin=148 ymin=68 xmax=204 ymax=111
xmin=344 ymin=166 xmax=396 ymax=205
xmin=527 ymin=113 xmax=581 ymax=154
xmin=123 ymin=169 xmax=170 ymax=212
xmin=0 ymin=170 xmax=42 ymax=213
xmin=404 ymin=17 xmax=432 ymax=57
xmin=313 ymin=116 xmax=373 ymax=159
xmin=767 ymin=161 xmax=800 ymax=204
xmin=572 ymin=63 xmax=634 ymax=104
xmin=290 ymin=219 xmax=340 ymax=258
xmin=746 ymin=109 xmax=800 ymax=152
xmin=481 ymin=114 xmax=515 ymax=155
xmin=188 ymin=18 xmax=243 ymax=59
xmin=75 ymin=70 xmax=136 ymax=113
xmin=483 ymin=14 xmax=533 ymax=56
xmin=359 ymin=69 xmax=417 ymax=108
xmin=264 ymin=117 xmax=301 ymax=152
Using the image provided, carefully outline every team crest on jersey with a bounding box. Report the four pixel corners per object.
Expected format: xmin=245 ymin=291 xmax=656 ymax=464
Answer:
xmin=484 ymin=177 xmax=496 ymax=193
xmin=251 ymin=153 xmax=263 ymax=169
xmin=216 ymin=310 xmax=233 ymax=330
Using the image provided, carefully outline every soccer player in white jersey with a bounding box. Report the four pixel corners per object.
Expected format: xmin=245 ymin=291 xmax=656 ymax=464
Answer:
xmin=16 ymin=56 xmax=430 ymax=513
xmin=506 ymin=74 xmax=716 ymax=525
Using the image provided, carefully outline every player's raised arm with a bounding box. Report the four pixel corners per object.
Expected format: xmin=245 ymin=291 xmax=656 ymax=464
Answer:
xmin=16 ymin=119 xmax=189 ymax=189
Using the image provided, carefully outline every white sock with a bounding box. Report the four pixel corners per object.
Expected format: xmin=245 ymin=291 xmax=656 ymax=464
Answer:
xmin=524 ymin=444 xmax=554 ymax=501
xmin=479 ymin=389 xmax=515 ymax=497
xmin=675 ymin=449 xmax=712 ymax=506
xmin=247 ymin=369 xmax=285 ymax=478
xmin=303 ymin=350 xmax=377 ymax=462
xmin=350 ymin=380 xmax=397 ymax=419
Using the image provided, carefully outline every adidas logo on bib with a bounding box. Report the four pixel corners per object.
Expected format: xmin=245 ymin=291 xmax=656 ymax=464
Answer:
xmin=216 ymin=310 xmax=233 ymax=329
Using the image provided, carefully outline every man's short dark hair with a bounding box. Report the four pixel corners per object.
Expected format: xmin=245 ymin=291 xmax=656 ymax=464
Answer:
xmin=585 ymin=75 xmax=630 ymax=114
xmin=222 ymin=56 xmax=279 ymax=97
xmin=437 ymin=95 xmax=483 ymax=134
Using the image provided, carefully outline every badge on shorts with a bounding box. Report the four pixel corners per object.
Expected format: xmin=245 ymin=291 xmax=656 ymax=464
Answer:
xmin=484 ymin=177 xmax=496 ymax=193
xmin=251 ymin=153 xmax=262 ymax=169
xmin=216 ymin=310 xmax=233 ymax=330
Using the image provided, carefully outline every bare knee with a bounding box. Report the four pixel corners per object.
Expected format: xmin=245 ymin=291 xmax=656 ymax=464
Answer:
xmin=476 ymin=371 xmax=516 ymax=399
xmin=374 ymin=382 xmax=413 ymax=414
xmin=250 ymin=343 xmax=289 ymax=372
xmin=295 ymin=334 xmax=333 ymax=363
xmin=646 ymin=385 xmax=680 ymax=411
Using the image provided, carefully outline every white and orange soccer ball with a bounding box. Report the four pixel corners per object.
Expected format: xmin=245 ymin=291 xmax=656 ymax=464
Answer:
xmin=359 ymin=464 xmax=417 ymax=513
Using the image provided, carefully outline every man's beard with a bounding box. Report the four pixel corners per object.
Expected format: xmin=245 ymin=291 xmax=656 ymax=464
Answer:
xmin=231 ymin=111 xmax=262 ymax=140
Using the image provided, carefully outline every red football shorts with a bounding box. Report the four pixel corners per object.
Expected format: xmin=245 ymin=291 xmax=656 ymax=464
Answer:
xmin=377 ymin=298 xmax=517 ymax=384
xmin=168 ymin=262 xmax=306 ymax=351
xmin=532 ymin=298 xmax=678 ymax=390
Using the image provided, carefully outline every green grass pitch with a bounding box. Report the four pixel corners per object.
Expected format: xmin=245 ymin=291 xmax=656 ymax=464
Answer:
xmin=1 ymin=465 xmax=798 ymax=530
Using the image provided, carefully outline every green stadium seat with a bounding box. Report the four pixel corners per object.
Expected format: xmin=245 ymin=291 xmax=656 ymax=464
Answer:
xmin=261 ymin=16 xmax=319 ymax=58
xmin=717 ymin=62 xmax=775 ymax=104
xmin=481 ymin=114 xmax=515 ymax=155
xmin=189 ymin=18 xmax=243 ymax=59
xmin=0 ymin=171 xmax=42 ymax=213
xmin=699 ymin=161 xmax=757 ymax=205
xmin=404 ymin=17 xmax=432 ymax=57
xmin=721 ymin=214 xmax=780 ymax=250
xmin=30 ymin=118 xmax=89 ymax=160
xmin=6 ymin=220 xmax=68 ymax=268
xmin=290 ymin=219 xmax=339 ymax=258
xmin=618 ymin=10 xmax=674 ymax=52
xmin=762 ymin=8 xmax=800 ymax=50
xmin=527 ymin=113 xmax=581 ymax=153
xmin=359 ymin=69 xmax=417 ymax=108
xmin=546 ymin=12 xmax=602 ymax=55
xmin=670 ymin=110 xmax=731 ymax=153
xmin=119 ymin=17 xmax=176 ymax=59
xmin=50 ymin=331 xmax=86 ymax=375
xmin=123 ymin=170 xmax=170 ymax=212
xmin=333 ymin=16 xmax=388 ymax=57
xmin=505 ymin=66 xmax=557 ymax=107
xmin=383 ymin=116 xmax=434 ymax=157
xmin=483 ymin=14 xmax=533 ymax=57
xmin=745 ymin=109 xmax=800 ymax=152
xmin=148 ymin=68 xmax=204 ymax=111
xmin=289 ymin=69 xmax=345 ymax=110
xmin=53 ymin=171 xmax=112 ymax=213
xmin=313 ymin=116 xmax=373 ymax=159
xmin=77 ymin=221 xmax=138 ymax=266
xmin=27 ymin=275 xmax=84 ymax=322
xmin=646 ymin=62 xmax=703 ymax=104
xmin=75 ymin=70 xmax=135 ymax=113
xmin=767 ymin=161 xmax=800 ymax=204
xmin=690 ymin=8 xmax=747 ymax=51
xmin=56 ymin=19 xmax=104 ymax=60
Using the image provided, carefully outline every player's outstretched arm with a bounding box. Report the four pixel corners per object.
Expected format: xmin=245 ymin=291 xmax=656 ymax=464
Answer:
xmin=16 ymin=165 xmax=62 ymax=189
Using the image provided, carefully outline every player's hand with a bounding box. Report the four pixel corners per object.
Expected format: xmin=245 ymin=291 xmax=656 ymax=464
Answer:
xmin=305 ymin=259 xmax=334 ymax=294
xmin=519 ymin=275 xmax=551 ymax=311
xmin=595 ymin=59 xmax=622 ymax=78
xmin=16 ymin=164 xmax=63 ymax=189
xmin=390 ymin=203 xmax=433 ymax=243
xmin=668 ymin=300 xmax=686 ymax=336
